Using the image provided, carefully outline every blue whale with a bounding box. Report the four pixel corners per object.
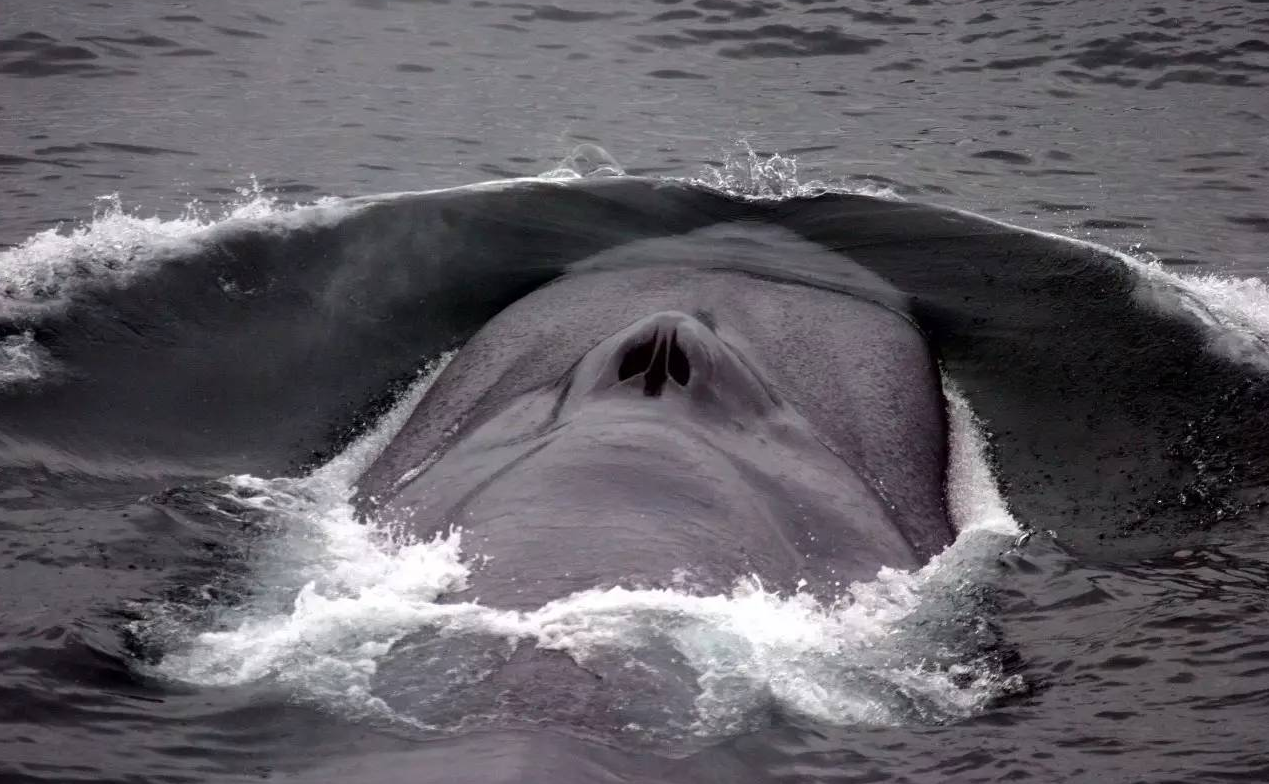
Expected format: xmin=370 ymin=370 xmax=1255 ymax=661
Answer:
xmin=358 ymin=247 xmax=954 ymax=610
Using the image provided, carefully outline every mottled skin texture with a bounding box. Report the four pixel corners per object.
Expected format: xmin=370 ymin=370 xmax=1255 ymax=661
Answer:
xmin=358 ymin=266 xmax=953 ymax=610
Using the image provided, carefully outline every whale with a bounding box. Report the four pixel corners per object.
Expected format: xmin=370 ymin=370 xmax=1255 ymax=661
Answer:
xmin=347 ymin=234 xmax=956 ymax=757
xmin=356 ymin=228 xmax=955 ymax=611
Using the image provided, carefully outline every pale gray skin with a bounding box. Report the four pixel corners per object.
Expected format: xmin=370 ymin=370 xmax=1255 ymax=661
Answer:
xmin=358 ymin=266 xmax=953 ymax=611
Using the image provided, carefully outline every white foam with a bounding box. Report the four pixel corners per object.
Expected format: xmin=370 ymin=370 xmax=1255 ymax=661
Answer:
xmin=944 ymin=379 xmax=1018 ymax=536
xmin=0 ymin=331 xmax=55 ymax=390
xmin=150 ymin=353 xmax=459 ymax=704
xmin=690 ymin=140 xmax=905 ymax=202
xmin=0 ymin=181 xmax=352 ymax=319
xmin=1127 ymin=257 xmax=1269 ymax=372
xmin=539 ymin=143 xmax=627 ymax=180
xmin=149 ymin=365 xmax=1022 ymax=733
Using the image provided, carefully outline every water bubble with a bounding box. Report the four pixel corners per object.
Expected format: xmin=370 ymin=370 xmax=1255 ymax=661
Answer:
xmin=540 ymin=144 xmax=626 ymax=179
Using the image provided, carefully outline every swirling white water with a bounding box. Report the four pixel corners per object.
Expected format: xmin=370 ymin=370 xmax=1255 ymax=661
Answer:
xmin=145 ymin=346 xmax=1024 ymax=736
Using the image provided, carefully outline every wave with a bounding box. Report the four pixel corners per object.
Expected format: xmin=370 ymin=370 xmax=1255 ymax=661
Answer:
xmin=0 ymin=330 xmax=54 ymax=389
xmin=1 ymin=149 xmax=1266 ymax=553
xmin=688 ymin=140 xmax=905 ymax=202
xmin=141 ymin=362 xmax=1021 ymax=737
xmin=1 ymin=149 xmax=1264 ymax=379
xmin=0 ymin=182 xmax=354 ymax=319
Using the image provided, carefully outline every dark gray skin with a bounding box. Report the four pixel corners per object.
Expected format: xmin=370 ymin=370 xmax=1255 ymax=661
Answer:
xmin=359 ymin=266 xmax=953 ymax=610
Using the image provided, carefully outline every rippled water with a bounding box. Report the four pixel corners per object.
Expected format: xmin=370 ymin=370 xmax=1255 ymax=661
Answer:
xmin=4 ymin=0 xmax=1268 ymax=269
xmin=3 ymin=0 xmax=1269 ymax=782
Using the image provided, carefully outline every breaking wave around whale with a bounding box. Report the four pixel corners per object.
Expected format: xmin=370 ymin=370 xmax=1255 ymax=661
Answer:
xmin=2 ymin=147 xmax=1267 ymax=387
xmin=141 ymin=355 xmax=1023 ymax=737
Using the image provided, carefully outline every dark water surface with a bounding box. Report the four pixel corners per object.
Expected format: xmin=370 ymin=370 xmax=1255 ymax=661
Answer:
xmin=3 ymin=0 xmax=1269 ymax=782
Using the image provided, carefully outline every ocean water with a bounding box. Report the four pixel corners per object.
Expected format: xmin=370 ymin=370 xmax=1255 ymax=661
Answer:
xmin=2 ymin=0 xmax=1269 ymax=782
